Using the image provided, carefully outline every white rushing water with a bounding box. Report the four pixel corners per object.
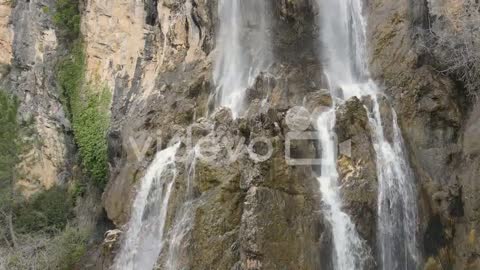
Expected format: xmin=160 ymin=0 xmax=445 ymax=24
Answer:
xmin=165 ymin=147 xmax=199 ymax=270
xmin=213 ymin=0 xmax=271 ymax=117
xmin=113 ymin=143 xmax=180 ymax=270
xmin=316 ymin=108 xmax=369 ymax=270
xmin=317 ymin=0 xmax=420 ymax=269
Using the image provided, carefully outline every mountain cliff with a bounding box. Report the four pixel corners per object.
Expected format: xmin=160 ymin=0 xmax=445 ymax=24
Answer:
xmin=0 ymin=0 xmax=479 ymax=270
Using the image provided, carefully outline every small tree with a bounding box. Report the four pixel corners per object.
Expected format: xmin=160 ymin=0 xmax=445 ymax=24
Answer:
xmin=424 ymin=0 xmax=480 ymax=99
xmin=0 ymin=91 xmax=19 ymax=247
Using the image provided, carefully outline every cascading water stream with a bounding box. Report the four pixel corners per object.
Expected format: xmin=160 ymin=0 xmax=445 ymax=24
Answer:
xmin=369 ymin=96 xmax=420 ymax=270
xmin=316 ymin=109 xmax=369 ymax=270
xmin=213 ymin=0 xmax=271 ymax=117
xmin=316 ymin=0 xmax=420 ymax=269
xmin=165 ymin=147 xmax=199 ymax=270
xmin=112 ymin=143 xmax=180 ymax=270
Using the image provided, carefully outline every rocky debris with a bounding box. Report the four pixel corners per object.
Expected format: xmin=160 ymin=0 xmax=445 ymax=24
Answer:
xmin=75 ymin=228 xmax=121 ymax=270
xmin=103 ymin=229 xmax=122 ymax=251
xmin=245 ymin=73 xmax=274 ymax=102
xmin=212 ymin=106 xmax=233 ymax=127
xmin=304 ymin=89 xmax=332 ymax=112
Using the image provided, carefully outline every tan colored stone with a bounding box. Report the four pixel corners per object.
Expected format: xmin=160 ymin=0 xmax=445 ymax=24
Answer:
xmin=16 ymin=114 xmax=68 ymax=197
xmin=0 ymin=0 xmax=12 ymax=66
xmin=83 ymin=0 xmax=146 ymax=88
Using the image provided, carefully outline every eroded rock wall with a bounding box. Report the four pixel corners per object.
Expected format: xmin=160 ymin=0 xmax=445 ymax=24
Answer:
xmin=86 ymin=0 xmax=480 ymax=268
xmin=4 ymin=0 xmax=74 ymax=196
xmin=367 ymin=0 xmax=480 ymax=268
xmin=95 ymin=1 xmax=328 ymax=268
xmin=2 ymin=0 xmax=479 ymax=269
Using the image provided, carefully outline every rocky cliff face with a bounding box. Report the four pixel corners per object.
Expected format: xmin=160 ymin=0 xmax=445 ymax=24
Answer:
xmin=95 ymin=1 xmax=328 ymax=268
xmin=1 ymin=0 xmax=479 ymax=269
xmin=0 ymin=0 xmax=12 ymax=74
xmin=1 ymin=0 xmax=74 ymax=196
xmin=367 ymin=0 xmax=480 ymax=268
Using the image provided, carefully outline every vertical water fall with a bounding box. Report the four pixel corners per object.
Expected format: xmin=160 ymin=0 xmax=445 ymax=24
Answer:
xmin=316 ymin=109 xmax=370 ymax=270
xmin=113 ymin=143 xmax=180 ymax=270
xmin=316 ymin=0 xmax=420 ymax=269
xmin=165 ymin=148 xmax=199 ymax=270
xmin=213 ymin=0 xmax=271 ymax=117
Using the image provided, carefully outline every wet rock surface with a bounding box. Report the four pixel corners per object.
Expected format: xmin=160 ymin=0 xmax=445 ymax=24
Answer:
xmin=368 ymin=0 xmax=480 ymax=268
xmin=334 ymin=97 xmax=378 ymax=249
xmin=94 ymin=1 xmax=328 ymax=268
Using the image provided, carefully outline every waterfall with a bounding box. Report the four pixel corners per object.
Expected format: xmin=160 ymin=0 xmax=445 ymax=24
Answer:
xmin=369 ymin=97 xmax=420 ymax=270
xmin=316 ymin=0 xmax=420 ymax=269
xmin=112 ymin=143 xmax=180 ymax=270
xmin=316 ymin=109 xmax=370 ymax=269
xmin=213 ymin=0 xmax=271 ymax=117
xmin=165 ymin=147 xmax=199 ymax=270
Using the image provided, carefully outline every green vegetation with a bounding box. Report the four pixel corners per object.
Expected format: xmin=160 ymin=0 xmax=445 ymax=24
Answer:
xmin=4 ymin=226 xmax=89 ymax=270
xmin=70 ymin=180 xmax=87 ymax=201
xmin=0 ymin=2 xmax=95 ymax=268
xmin=57 ymin=42 xmax=85 ymax=118
xmin=54 ymin=0 xmax=111 ymax=188
xmin=57 ymin=46 xmax=111 ymax=187
xmin=0 ymin=91 xmax=19 ymax=249
xmin=53 ymin=0 xmax=81 ymax=40
xmin=13 ymin=186 xmax=74 ymax=234
xmin=5 ymin=0 xmax=16 ymax=8
xmin=0 ymin=91 xmax=19 ymax=185
xmin=47 ymin=225 xmax=89 ymax=270
xmin=0 ymin=92 xmax=86 ymax=269
xmin=41 ymin=6 xmax=50 ymax=14
xmin=71 ymin=84 xmax=111 ymax=188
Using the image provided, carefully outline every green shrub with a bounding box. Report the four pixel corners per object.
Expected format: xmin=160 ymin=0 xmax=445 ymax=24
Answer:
xmin=57 ymin=41 xmax=85 ymax=117
xmin=41 ymin=6 xmax=50 ymax=14
xmin=0 ymin=91 xmax=18 ymax=179
xmin=54 ymin=0 xmax=110 ymax=188
xmin=13 ymin=187 xmax=74 ymax=234
xmin=53 ymin=0 xmax=81 ymax=40
xmin=57 ymin=42 xmax=111 ymax=188
xmin=48 ymin=225 xmax=89 ymax=270
xmin=72 ymin=85 xmax=111 ymax=188
xmin=3 ymin=225 xmax=89 ymax=270
xmin=0 ymin=91 xmax=18 ymax=223
xmin=70 ymin=181 xmax=87 ymax=201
